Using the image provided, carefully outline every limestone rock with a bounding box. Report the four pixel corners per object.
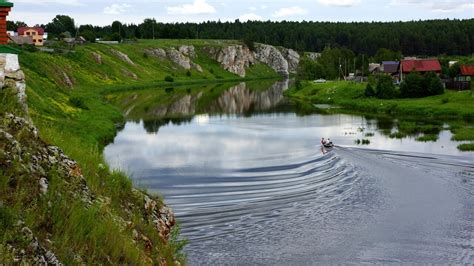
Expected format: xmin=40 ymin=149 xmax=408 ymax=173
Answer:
xmin=39 ymin=178 xmax=49 ymax=195
xmin=145 ymin=48 xmax=167 ymax=59
xmin=255 ymin=44 xmax=289 ymax=76
xmin=121 ymin=68 xmax=138 ymax=80
xmin=4 ymin=54 xmax=21 ymax=73
xmin=61 ymin=71 xmax=73 ymax=89
xmin=281 ymin=48 xmax=300 ymax=73
xmin=91 ymin=52 xmax=102 ymax=64
xmin=179 ymin=45 xmax=196 ymax=58
xmin=306 ymin=52 xmax=321 ymax=61
xmin=204 ymin=45 xmax=255 ymax=77
xmin=111 ymin=49 xmax=135 ymax=66
xmin=167 ymin=47 xmax=203 ymax=72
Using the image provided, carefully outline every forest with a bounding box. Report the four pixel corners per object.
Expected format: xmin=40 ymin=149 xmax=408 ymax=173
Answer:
xmin=8 ymin=17 xmax=474 ymax=56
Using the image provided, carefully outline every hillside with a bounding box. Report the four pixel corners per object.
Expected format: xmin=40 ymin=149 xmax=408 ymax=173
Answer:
xmin=0 ymin=39 xmax=291 ymax=264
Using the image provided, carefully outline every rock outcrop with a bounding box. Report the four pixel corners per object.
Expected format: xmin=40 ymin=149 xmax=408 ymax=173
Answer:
xmin=203 ymin=45 xmax=255 ymax=77
xmin=146 ymin=46 xmax=203 ymax=72
xmin=111 ymin=49 xmax=135 ymax=66
xmin=151 ymin=92 xmax=203 ymax=117
xmin=254 ymin=44 xmax=289 ymax=76
xmin=0 ymin=54 xmax=28 ymax=114
xmin=306 ymin=52 xmax=321 ymax=61
xmin=280 ymin=48 xmax=300 ymax=73
xmin=91 ymin=52 xmax=103 ymax=64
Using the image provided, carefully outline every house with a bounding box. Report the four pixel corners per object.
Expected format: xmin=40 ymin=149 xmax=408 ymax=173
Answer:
xmin=459 ymin=65 xmax=474 ymax=82
xmin=400 ymin=59 xmax=442 ymax=74
xmin=400 ymin=59 xmax=442 ymax=82
xmin=17 ymin=27 xmax=45 ymax=46
xmin=368 ymin=63 xmax=381 ymax=74
xmin=381 ymin=61 xmax=399 ymax=74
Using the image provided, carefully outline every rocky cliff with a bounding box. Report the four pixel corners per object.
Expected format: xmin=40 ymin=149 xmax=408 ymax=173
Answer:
xmin=0 ymin=54 xmax=179 ymax=264
xmin=202 ymin=45 xmax=255 ymax=77
xmin=149 ymin=43 xmax=301 ymax=78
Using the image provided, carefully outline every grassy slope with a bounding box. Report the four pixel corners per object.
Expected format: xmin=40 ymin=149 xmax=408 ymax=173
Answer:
xmin=1 ymin=39 xmax=280 ymax=263
xmin=287 ymin=81 xmax=474 ymax=150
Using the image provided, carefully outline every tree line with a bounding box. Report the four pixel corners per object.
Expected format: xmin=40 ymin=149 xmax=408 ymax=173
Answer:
xmin=8 ymin=16 xmax=474 ymax=56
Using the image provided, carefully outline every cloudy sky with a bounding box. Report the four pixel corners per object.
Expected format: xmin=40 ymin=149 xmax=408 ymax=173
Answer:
xmin=8 ymin=0 xmax=474 ymax=26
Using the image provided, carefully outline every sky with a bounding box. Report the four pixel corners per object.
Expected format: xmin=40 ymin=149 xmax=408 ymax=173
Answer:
xmin=8 ymin=0 xmax=474 ymax=26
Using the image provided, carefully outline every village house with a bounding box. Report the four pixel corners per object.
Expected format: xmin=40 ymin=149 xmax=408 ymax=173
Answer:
xmin=458 ymin=65 xmax=474 ymax=82
xmin=17 ymin=26 xmax=45 ymax=46
xmin=400 ymin=59 xmax=441 ymax=81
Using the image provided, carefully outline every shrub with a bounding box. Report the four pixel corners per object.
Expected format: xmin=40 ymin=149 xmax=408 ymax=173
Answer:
xmin=425 ymin=72 xmax=444 ymax=96
xmin=400 ymin=72 xmax=424 ymax=98
xmin=143 ymin=52 xmax=149 ymax=59
xmin=376 ymin=75 xmax=397 ymax=99
xmin=400 ymin=72 xmax=444 ymax=98
xmin=210 ymin=68 xmax=214 ymax=74
xmin=364 ymin=83 xmax=375 ymax=97
xmin=164 ymin=76 xmax=174 ymax=82
xmin=165 ymin=87 xmax=174 ymax=93
xmin=186 ymin=88 xmax=191 ymax=94
xmin=186 ymin=70 xmax=191 ymax=77
xmin=441 ymin=98 xmax=449 ymax=104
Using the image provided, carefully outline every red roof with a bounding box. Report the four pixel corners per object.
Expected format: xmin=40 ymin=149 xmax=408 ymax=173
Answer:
xmin=460 ymin=65 xmax=474 ymax=76
xmin=401 ymin=59 xmax=441 ymax=73
xmin=18 ymin=27 xmax=45 ymax=36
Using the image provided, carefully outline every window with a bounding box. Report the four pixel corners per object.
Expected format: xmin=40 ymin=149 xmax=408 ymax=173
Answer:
xmin=38 ymin=39 xmax=43 ymax=43
xmin=32 ymin=32 xmax=36 ymax=36
xmin=33 ymin=39 xmax=36 ymax=43
xmin=26 ymin=32 xmax=30 ymax=36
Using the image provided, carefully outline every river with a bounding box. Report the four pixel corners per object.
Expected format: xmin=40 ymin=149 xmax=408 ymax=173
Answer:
xmin=104 ymin=80 xmax=474 ymax=264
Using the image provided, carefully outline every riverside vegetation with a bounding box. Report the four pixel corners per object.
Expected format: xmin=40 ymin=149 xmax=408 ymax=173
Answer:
xmin=0 ymin=39 xmax=292 ymax=264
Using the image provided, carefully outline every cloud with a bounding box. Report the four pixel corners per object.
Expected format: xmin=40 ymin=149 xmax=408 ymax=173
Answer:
xmin=13 ymin=0 xmax=82 ymax=6
xmin=167 ymin=0 xmax=216 ymax=15
xmin=272 ymin=6 xmax=308 ymax=17
xmin=391 ymin=0 xmax=474 ymax=12
xmin=104 ymin=4 xmax=132 ymax=15
xmin=317 ymin=0 xmax=362 ymax=7
xmin=239 ymin=13 xmax=263 ymax=21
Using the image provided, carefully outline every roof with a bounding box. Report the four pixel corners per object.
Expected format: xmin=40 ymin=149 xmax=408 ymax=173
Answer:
xmin=460 ymin=65 xmax=474 ymax=76
xmin=9 ymin=35 xmax=33 ymax=45
xmin=401 ymin=59 xmax=441 ymax=73
xmin=18 ymin=27 xmax=45 ymax=36
xmin=369 ymin=63 xmax=381 ymax=72
xmin=382 ymin=61 xmax=399 ymax=73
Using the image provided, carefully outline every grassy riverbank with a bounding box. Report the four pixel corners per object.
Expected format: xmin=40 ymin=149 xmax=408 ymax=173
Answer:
xmin=1 ymin=39 xmax=281 ymax=263
xmin=287 ymin=81 xmax=474 ymax=151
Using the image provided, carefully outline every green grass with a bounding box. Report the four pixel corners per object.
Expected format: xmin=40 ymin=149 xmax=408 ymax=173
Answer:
xmin=451 ymin=127 xmax=474 ymax=141
xmin=416 ymin=134 xmax=439 ymax=142
xmin=288 ymin=80 xmax=474 ymax=121
xmin=458 ymin=143 xmax=474 ymax=151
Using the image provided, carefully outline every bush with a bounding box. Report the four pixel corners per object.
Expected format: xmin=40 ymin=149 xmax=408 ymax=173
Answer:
xmin=209 ymin=68 xmax=214 ymax=74
xmin=400 ymin=72 xmax=444 ymax=98
xmin=165 ymin=87 xmax=174 ymax=93
xmin=186 ymin=70 xmax=191 ymax=77
xmin=425 ymin=72 xmax=444 ymax=96
xmin=164 ymin=76 xmax=174 ymax=82
xmin=143 ymin=52 xmax=148 ymax=59
xmin=376 ymin=75 xmax=397 ymax=99
xmin=364 ymin=83 xmax=375 ymax=97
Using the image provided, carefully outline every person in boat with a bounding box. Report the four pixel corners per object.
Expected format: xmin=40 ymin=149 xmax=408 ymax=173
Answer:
xmin=327 ymin=138 xmax=334 ymax=147
xmin=321 ymin=138 xmax=327 ymax=145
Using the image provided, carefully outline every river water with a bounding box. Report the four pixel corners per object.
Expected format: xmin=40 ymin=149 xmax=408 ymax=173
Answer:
xmin=104 ymin=80 xmax=474 ymax=264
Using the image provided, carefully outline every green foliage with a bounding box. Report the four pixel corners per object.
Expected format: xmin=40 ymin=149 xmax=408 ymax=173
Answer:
xmin=376 ymin=75 xmax=397 ymax=99
xmin=458 ymin=143 xmax=474 ymax=151
xmin=400 ymin=72 xmax=444 ymax=98
xmin=400 ymin=72 xmax=425 ymax=98
xmin=242 ymin=34 xmax=255 ymax=52
xmin=416 ymin=134 xmax=439 ymax=142
xmin=364 ymin=83 xmax=375 ymax=97
xmin=186 ymin=70 xmax=191 ymax=77
xmin=372 ymin=48 xmax=402 ymax=62
xmin=164 ymin=76 xmax=174 ymax=82
xmin=45 ymin=15 xmax=76 ymax=39
xmin=69 ymin=96 xmax=89 ymax=110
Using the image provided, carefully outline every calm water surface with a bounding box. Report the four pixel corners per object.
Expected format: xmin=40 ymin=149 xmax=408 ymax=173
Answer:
xmin=104 ymin=81 xmax=474 ymax=264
